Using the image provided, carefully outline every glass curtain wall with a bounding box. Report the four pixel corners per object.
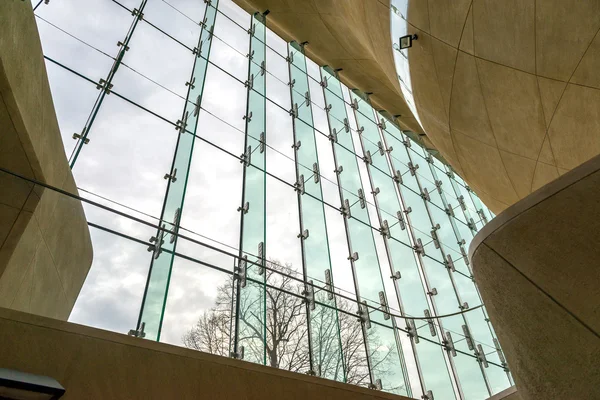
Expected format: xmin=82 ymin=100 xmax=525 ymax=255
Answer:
xmin=28 ymin=0 xmax=512 ymax=398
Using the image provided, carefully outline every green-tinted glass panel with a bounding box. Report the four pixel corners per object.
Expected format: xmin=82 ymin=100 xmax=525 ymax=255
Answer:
xmin=288 ymin=42 xmax=344 ymax=381
xmin=137 ymin=1 xmax=219 ymax=340
xmin=235 ymin=12 xmax=267 ymax=365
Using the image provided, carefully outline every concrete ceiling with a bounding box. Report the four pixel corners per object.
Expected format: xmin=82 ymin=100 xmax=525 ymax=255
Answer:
xmin=231 ymin=0 xmax=425 ymax=136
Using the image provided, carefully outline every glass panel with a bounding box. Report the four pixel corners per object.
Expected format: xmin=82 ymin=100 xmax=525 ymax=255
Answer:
xmin=136 ymin=1 xmax=218 ymax=341
xmin=234 ymin=12 xmax=267 ymax=365
xmin=414 ymin=338 xmax=457 ymax=400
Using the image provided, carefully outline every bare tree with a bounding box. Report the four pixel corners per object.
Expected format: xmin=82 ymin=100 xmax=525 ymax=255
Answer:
xmin=182 ymin=260 xmax=402 ymax=392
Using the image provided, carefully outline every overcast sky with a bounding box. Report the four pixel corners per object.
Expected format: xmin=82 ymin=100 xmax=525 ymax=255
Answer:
xmin=32 ymin=0 xmax=506 ymax=397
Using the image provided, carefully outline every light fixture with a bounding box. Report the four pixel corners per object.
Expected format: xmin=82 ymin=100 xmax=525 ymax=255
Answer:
xmin=0 ymin=368 xmax=65 ymax=400
xmin=398 ymin=34 xmax=418 ymax=49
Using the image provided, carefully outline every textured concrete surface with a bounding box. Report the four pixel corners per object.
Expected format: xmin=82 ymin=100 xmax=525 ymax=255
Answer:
xmin=405 ymin=0 xmax=600 ymax=213
xmin=231 ymin=0 xmax=425 ymax=137
xmin=0 ymin=307 xmax=410 ymax=400
xmin=470 ymin=154 xmax=600 ymax=400
xmin=0 ymin=0 xmax=93 ymax=319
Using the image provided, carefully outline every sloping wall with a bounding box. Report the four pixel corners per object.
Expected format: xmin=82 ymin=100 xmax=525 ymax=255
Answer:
xmin=0 ymin=0 xmax=93 ymax=319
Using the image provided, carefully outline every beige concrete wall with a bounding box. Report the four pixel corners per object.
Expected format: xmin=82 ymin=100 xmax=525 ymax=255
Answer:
xmin=0 ymin=0 xmax=93 ymax=319
xmin=470 ymin=154 xmax=600 ymax=399
xmin=405 ymin=0 xmax=600 ymax=213
xmin=0 ymin=307 xmax=410 ymax=400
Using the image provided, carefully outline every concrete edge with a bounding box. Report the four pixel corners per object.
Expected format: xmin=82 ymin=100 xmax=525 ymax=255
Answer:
xmin=0 ymin=307 xmax=408 ymax=400
xmin=469 ymin=153 xmax=600 ymax=261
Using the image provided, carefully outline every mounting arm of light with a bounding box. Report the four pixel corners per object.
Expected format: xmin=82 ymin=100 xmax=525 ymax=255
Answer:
xmin=0 ymin=368 xmax=65 ymax=399
xmin=398 ymin=34 xmax=418 ymax=50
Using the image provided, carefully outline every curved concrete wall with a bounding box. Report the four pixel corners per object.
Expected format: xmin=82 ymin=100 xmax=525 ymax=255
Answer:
xmin=405 ymin=0 xmax=600 ymax=213
xmin=0 ymin=1 xmax=93 ymax=319
xmin=469 ymin=154 xmax=600 ymax=399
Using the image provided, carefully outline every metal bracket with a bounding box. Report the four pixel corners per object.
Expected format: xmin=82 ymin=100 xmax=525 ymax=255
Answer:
xmin=320 ymin=76 xmax=328 ymax=88
xmin=292 ymin=140 xmax=301 ymax=150
xmin=243 ymin=111 xmax=253 ymax=123
xmin=493 ymin=338 xmax=508 ymax=369
xmin=435 ymin=180 xmax=443 ymax=195
xmin=304 ymin=91 xmax=311 ymax=107
xmin=424 ymin=309 xmax=436 ymax=336
xmin=128 ymin=322 xmax=146 ymax=338
xmin=297 ymin=229 xmax=309 ymax=240
xmin=478 ymin=209 xmax=488 ymax=224
xmin=371 ymin=187 xmax=380 ymax=196
xmin=380 ymin=220 xmax=390 ymax=239
xmin=257 ymin=242 xmax=265 ymax=275
xmin=237 ymin=202 xmax=249 ymax=215
xmin=427 ymin=287 xmax=438 ymax=296
xmin=468 ymin=217 xmax=478 ymax=231
xmin=413 ymin=238 xmax=425 ymax=256
xmin=325 ymin=104 xmax=332 ymax=113
xmin=334 ymin=165 xmax=343 ymax=175
xmin=236 ymin=256 xmax=247 ymax=288
xmin=169 ymin=208 xmax=181 ymax=244
xmin=426 ymin=154 xmax=434 ymax=164
xmin=348 ymin=252 xmax=359 ymax=262
xmin=176 ymin=111 xmax=189 ymax=134
xmin=72 ymin=132 xmax=89 ymax=144
xmin=422 ymin=390 xmax=434 ymax=400
xmin=408 ymin=162 xmax=419 ymax=176
xmin=289 ymin=103 xmax=299 ymax=118
xmin=430 ymin=224 xmax=440 ymax=249
xmin=357 ymin=189 xmax=366 ymax=209
xmin=378 ymin=119 xmax=387 ymax=130
xmin=148 ymin=225 xmax=165 ymax=260
xmin=131 ymin=8 xmax=144 ymax=20
xmin=445 ymin=254 xmax=455 ymax=272
xmin=302 ymin=280 xmax=315 ymax=311
xmin=230 ymin=346 xmax=244 ymax=360
xmin=446 ymin=170 xmax=455 ymax=179
xmin=350 ymin=98 xmax=359 ymax=110
xmin=117 ymin=41 xmax=130 ymax=51
xmin=396 ymin=211 xmax=406 ymax=230
xmin=245 ymin=74 xmax=254 ymax=90
xmin=459 ymin=302 xmax=469 ymax=310
xmin=378 ymin=141 xmax=385 ymax=156
xmin=340 ymin=199 xmax=351 ymax=219
xmin=378 ymin=291 xmax=390 ymax=320
xmin=462 ymin=325 xmax=474 ymax=350
xmin=363 ymin=150 xmax=372 ymax=165
xmin=356 ymin=126 xmax=364 ymax=135
xmin=445 ymin=204 xmax=455 ymax=217
xmin=194 ymin=95 xmax=201 ymax=117
xmin=285 ymin=50 xmax=294 ymax=64
xmin=343 ymin=118 xmax=350 ymax=133
xmin=260 ymin=60 xmax=266 ymax=76
xmin=240 ymin=145 xmax=251 ymax=167
xmin=328 ymin=129 xmax=338 ymax=143
xmin=164 ymin=168 xmax=177 ymax=183
xmin=312 ymin=163 xmax=320 ymax=183
xmin=186 ymin=77 xmax=196 ymax=90
xmin=421 ymin=188 xmax=430 ymax=201
xmin=390 ymin=271 xmax=401 ymax=280
xmin=369 ymin=379 xmax=382 ymax=390
xmin=406 ymin=319 xmax=419 ymax=343
xmin=294 ymin=175 xmax=305 ymax=195
xmin=247 ymin=49 xmax=255 ymax=61
xmin=324 ymin=269 xmax=334 ymax=300
xmin=403 ymin=138 xmax=412 ymax=148
xmin=444 ymin=331 xmax=457 ymax=357
xmin=288 ymin=78 xmax=296 ymax=89
xmin=247 ymin=23 xmax=256 ymax=36
xmin=458 ymin=195 xmax=467 ymax=211
xmin=259 ymin=132 xmax=265 ymax=153
xmin=96 ymin=78 xmax=113 ymax=94
xmin=476 ymin=344 xmax=489 ymax=368
xmin=357 ymin=300 xmax=371 ymax=329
